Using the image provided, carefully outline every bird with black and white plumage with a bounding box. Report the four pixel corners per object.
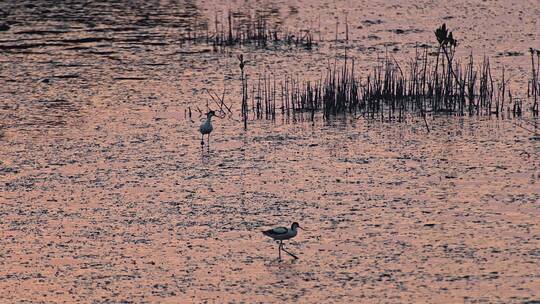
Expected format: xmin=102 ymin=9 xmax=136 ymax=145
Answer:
xmin=262 ymin=222 xmax=304 ymax=260
xmin=199 ymin=110 xmax=216 ymax=149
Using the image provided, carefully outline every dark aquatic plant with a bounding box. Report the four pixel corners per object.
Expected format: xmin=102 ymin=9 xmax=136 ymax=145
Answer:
xmin=238 ymin=54 xmax=248 ymax=130
xmin=232 ymin=23 xmax=533 ymax=125
xmin=208 ymin=10 xmax=315 ymax=51
xmin=434 ymin=23 xmax=465 ymax=101
xmin=435 ymin=23 xmax=457 ymax=47
xmin=529 ymin=48 xmax=539 ymax=115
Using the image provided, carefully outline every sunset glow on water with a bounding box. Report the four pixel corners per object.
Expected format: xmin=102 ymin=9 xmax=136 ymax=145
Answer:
xmin=0 ymin=1 xmax=539 ymax=302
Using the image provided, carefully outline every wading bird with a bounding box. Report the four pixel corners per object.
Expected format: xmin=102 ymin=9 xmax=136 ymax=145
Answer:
xmin=199 ymin=110 xmax=216 ymax=149
xmin=262 ymin=222 xmax=304 ymax=260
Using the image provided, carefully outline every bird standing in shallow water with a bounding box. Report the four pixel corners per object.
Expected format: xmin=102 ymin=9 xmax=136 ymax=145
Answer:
xmin=199 ymin=110 xmax=216 ymax=149
xmin=262 ymin=222 xmax=304 ymax=260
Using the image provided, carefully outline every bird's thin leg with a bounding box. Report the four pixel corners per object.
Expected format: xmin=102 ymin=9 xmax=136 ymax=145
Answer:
xmin=208 ymin=134 xmax=211 ymax=151
xmin=281 ymin=243 xmax=299 ymax=259
xmin=278 ymin=240 xmax=282 ymax=260
xmin=201 ymin=134 xmax=204 ymax=147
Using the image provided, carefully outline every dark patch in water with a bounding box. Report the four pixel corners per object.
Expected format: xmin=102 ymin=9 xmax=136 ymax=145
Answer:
xmin=52 ymin=74 xmax=79 ymax=79
xmin=362 ymin=19 xmax=384 ymax=26
xmin=389 ymin=28 xmax=424 ymax=35
xmin=0 ymin=42 xmax=69 ymax=50
xmin=15 ymin=29 xmax=68 ymax=35
xmin=56 ymin=37 xmax=114 ymax=44
xmin=113 ymin=77 xmax=147 ymax=80
xmin=497 ymin=51 xmax=524 ymax=57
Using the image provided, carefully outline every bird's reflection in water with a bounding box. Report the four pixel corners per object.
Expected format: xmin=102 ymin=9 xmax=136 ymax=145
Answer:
xmin=264 ymin=257 xmax=302 ymax=292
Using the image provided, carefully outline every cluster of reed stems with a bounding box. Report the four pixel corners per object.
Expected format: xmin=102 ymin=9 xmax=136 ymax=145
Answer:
xmin=237 ymin=24 xmax=538 ymax=129
xmin=239 ymin=51 xmax=528 ymax=123
xmin=181 ymin=10 xmax=314 ymax=50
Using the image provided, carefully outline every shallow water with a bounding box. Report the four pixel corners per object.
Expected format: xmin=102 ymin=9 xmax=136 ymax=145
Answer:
xmin=1 ymin=1 xmax=539 ymax=303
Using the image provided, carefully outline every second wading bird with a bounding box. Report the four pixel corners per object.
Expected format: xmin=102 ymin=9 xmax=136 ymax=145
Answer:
xmin=199 ymin=110 xmax=216 ymax=149
xmin=262 ymin=222 xmax=304 ymax=260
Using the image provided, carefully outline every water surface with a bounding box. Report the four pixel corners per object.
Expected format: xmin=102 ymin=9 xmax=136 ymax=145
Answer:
xmin=0 ymin=1 xmax=539 ymax=303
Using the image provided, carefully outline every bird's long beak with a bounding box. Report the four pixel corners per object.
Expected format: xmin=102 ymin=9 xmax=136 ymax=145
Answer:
xmin=299 ymin=226 xmax=308 ymax=231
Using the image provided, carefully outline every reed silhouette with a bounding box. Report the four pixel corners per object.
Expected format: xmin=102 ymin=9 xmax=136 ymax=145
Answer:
xmin=236 ymin=24 xmax=537 ymax=129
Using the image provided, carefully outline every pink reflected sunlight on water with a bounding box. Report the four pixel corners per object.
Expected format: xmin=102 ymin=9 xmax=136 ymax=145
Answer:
xmin=0 ymin=0 xmax=539 ymax=303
